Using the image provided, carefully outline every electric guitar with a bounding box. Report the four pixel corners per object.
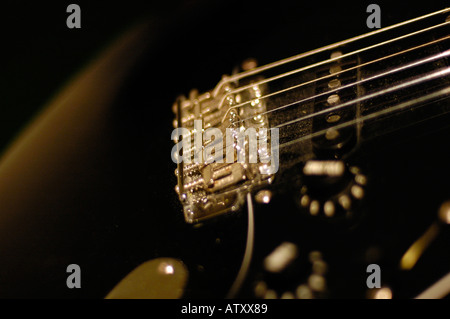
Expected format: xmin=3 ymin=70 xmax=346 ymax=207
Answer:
xmin=0 ymin=2 xmax=449 ymax=299
xmin=163 ymin=7 xmax=450 ymax=299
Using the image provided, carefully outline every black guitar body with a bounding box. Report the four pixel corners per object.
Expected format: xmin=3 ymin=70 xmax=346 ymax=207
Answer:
xmin=0 ymin=1 xmax=449 ymax=299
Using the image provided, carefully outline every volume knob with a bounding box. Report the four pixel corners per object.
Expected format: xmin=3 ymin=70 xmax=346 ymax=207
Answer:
xmin=298 ymin=160 xmax=367 ymax=219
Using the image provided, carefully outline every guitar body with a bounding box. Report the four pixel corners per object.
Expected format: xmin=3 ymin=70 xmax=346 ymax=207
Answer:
xmin=0 ymin=1 xmax=449 ymax=299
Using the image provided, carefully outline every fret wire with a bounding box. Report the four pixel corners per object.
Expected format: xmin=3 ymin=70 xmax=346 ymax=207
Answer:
xmin=226 ymin=35 xmax=450 ymax=125
xmin=212 ymin=8 xmax=450 ymax=97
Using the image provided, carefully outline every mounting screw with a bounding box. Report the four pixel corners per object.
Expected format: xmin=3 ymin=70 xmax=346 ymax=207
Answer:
xmin=255 ymin=190 xmax=272 ymax=204
xmin=241 ymin=58 xmax=258 ymax=71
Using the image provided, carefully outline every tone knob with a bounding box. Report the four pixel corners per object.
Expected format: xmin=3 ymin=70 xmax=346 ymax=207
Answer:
xmin=297 ymin=160 xmax=367 ymax=219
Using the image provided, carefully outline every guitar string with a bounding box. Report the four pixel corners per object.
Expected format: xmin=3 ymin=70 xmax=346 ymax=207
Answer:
xmin=179 ymin=34 xmax=449 ymax=144
xmin=217 ymin=20 xmax=450 ymax=117
xmin=182 ymin=56 xmax=450 ymax=160
xmin=178 ymin=12 xmax=450 ymax=159
xmin=194 ymin=68 xmax=450 ymax=169
xmin=229 ymin=49 xmax=450 ymax=127
xmin=225 ymin=37 xmax=450 ymax=125
xmin=224 ymin=21 xmax=450 ymax=98
xmin=212 ymin=8 xmax=450 ymax=96
xmin=271 ymin=64 xmax=450 ymax=131
xmin=222 ymin=36 xmax=450 ymax=117
xmin=276 ymin=80 xmax=450 ymax=151
xmin=184 ymin=83 xmax=450 ymax=199
xmin=181 ymin=63 xmax=450 ymax=160
xmin=206 ymin=84 xmax=449 ymax=165
xmin=203 ymin=66 xmax=450 ymax=158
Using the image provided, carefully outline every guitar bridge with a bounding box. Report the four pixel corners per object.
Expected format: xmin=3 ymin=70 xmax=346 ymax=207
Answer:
xmin=172 ymin=79 xmax=276 ymax=223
